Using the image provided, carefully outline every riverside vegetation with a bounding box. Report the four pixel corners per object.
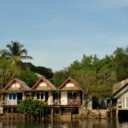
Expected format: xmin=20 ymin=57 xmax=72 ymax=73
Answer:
xmin=0 ymin=41 xmax=128 ymax=108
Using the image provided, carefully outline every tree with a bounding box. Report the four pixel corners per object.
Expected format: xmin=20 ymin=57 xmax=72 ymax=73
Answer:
xmin=0 ymin=57 xmax=21 ymax=88
xmin=70 ymin=69 xmax=97 ymax=93
xmin=57 ymin=54 xmax=117 ymax=99
xmin=113 ymin=47 xmax=128 ymax=81
xmin=53 ymin=69 xmax=70 ymax=87
xmin=18 ymin=98 xmax=47 ymax=119
xmin=19 ymin=70 xmax=39 ymax=87
xmin=0 ymin=41 xmax=32 ymax=65
xmin=19 ymin=62 xmax=53 ymax=79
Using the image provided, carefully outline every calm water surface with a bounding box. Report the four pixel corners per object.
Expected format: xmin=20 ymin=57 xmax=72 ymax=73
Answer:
xmin=1 ymin=119 xmax=128 ymax=128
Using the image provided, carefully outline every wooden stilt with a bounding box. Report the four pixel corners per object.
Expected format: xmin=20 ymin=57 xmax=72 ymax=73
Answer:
xmin=51 ymin=108 xmax=53 ymax=115
xmin=60 ymin=108 xmax=61 ymax=115
xmin=51 ymin=108 xmax=53 ymax=119
xmin=116 ymin=109 xmax=118 ymax=120
xmin=11 ymin=107 xmax=13 ymax=113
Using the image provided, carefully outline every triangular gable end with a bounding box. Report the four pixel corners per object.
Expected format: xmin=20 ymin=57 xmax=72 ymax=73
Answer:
xmin=113 ymin=83 xmax=128 ymax=99
xmin=58 ymin=77 xmax=84 ymax=91
xmin=31 ymin=77 xmax=54 ymax=90
xmin=3 ymin=78 xmax=27 ymax=90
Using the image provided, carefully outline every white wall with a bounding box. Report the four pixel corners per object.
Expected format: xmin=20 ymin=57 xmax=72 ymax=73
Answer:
xmin=48 ymin=92 xmax=53 ymax=105
xmin=6 ymin=94 xmax=17 ymax=105
xmin=33 ymin=92 xmax=45 ymax=102
xmin=61 ymin=91 xmax=68 ymax=105
xmin=118 ymin=92 xmax=128 ymax=109
xmin=9 ymin=82 xmax=20 ymax=90
xmin=65 ymin=83 xmax=74 ymax=87
xmin=38 ymin=82 xmax=47 ymax=87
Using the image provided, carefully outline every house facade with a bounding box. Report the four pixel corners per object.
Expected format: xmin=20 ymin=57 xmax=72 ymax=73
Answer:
xmin=1 ymin=77 xmax=86 ymax=114
xmin=2 ymin=78 xmax=30 ymax=106
xmin=31 ymin=77 xmax=57 ymax=106
xmin=112 ymin=79 xmax=128 ymax=118
xmin=58 ymin=77 xmax=84 ymax=107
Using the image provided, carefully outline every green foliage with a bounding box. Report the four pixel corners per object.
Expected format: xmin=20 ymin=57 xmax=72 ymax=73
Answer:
xmin=54 ymin=54 xmax=117 ymax=99
xmin=0 ymin=57 xmax=21 ymax=87
xmin=19 ymin=70 xmax=39 ymax=87
xmin=20 ymin=62 xmax=53 ymax=79
xmin=53 ymin=69 xmax=69 ymax=87
xmin=18 ymin=98 xmax=47 ymax=115
xmin=113 ymin=47 xmax=128 ymax=81
xmin=0 ymin=41 xmax=32 ymax=65
xmin=0 ymin=41 xmax=53 ymax=87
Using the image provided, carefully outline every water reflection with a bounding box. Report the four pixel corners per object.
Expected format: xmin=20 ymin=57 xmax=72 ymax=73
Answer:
xmin=0 ymin=119 xmax=128 ymax=128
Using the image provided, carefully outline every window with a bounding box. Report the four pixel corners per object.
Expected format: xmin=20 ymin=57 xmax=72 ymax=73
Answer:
xmin=122 ymin=97 xmax=128 ymax=108
xmin=37 ymin=93 xmax=40 ymax=99
xmin=9 ymin=94 xmax=12 ymax=100
xmin=37 ymin=92 xmax=45 ymax=100
xmin=41 ymin=93 xmax=44 ymax=99
xmin=68 ymin=92 xmax=77 ymax=99
xmin=13 ymin=94 xmax=16 ymax=100
xmin=122 ymin=97 xmax=125 ymax=108
xmin=9 ymin=93 xmax=16 ymax=100
xmin=126 ymin=97 xmax=128 ymax=108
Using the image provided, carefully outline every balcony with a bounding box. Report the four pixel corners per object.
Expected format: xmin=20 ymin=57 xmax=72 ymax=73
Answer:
xmin=68 ymin=98 xmax=81 ymax=106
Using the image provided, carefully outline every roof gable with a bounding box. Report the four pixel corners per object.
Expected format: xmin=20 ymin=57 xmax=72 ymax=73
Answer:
xmin=3 ymin=78 xmax=30 ymax=90
xmin=113 ymin=78 xmax=128 ymax=93
xmin=31 ymin=77 xmax=56 ymax=90
xmin=58 ymin=77 xmax=84 ymax=91
xmin=112 ymin=78 xmax=128 ymax=99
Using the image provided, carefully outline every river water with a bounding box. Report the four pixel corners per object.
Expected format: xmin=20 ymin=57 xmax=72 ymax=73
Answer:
xmin=0 ymin=119 xmax=128 ymax=128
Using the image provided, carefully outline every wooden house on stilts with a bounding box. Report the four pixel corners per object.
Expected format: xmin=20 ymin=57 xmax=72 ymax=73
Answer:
xmin=112 ymin=78 xmax=128 ymax=119
xmin=0 ymin=76 xmax=87 ymax=116
xmin=58 ymin=77 xmax=85 ymax=114
xmin=1 ymin=78 xmax=30 ymax=113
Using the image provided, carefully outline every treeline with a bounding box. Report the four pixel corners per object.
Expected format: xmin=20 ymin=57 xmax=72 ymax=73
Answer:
xmin=1 ymin=41 xmax=128 ymax=100
xmin=54 ymin=47 xmax=128 ymax=99
xmin=0 ymin=41 xmax=53 ymax=88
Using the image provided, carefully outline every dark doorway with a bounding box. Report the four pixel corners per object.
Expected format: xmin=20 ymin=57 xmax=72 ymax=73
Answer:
xmin=118 ymin=110 xmax=128 ymax=121
xmin=72 ymin=107 xmax=79 ymax=114
xmin=53 ymin=92 xmax=59 ymax=104
xmin=17 ymin=93 xmax=23 ymax=104
xmin=45 ymin=92 xmax=48 ymax=102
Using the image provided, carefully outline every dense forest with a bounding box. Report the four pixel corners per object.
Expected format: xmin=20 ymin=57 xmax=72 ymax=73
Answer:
xmin=53 ymin=47 xmax=128 ymax=99
xmin=0 ymin=41 xmax=128 ymax=101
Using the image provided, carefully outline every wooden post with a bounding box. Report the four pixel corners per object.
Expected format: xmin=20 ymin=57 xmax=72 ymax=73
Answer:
xmin=60 ymin=108 xmax=61 ymax=115
xmin=51 ymin=108 xmax=53 ymax=114
xmin=79 ymin=107 xmax=81 ymax=115
xmin=116 ymin=109 xmax=118 ymax=120
xmin=44 ymin=92 xmax=45 ymax=102
xmin=23 ymin=92 xmax=25 ymax=100
xmin=11 ymin=107 xmax=13 ymax=113
xmin=7 ymin=107 xmax=9 ymax=113
xmin=51 ymin=107 xmax=53 ymax=119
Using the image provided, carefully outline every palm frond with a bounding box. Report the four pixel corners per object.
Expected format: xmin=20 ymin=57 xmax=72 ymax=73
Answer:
xmin=20 ymin=56 xmax=33 ymax=60
xmin=19 ymin=49 xmax=28 ymax=56
xmin=0 ymin=49 xmax=11 ymax=57
xmin=3 ymin=41 xmax=33 ymax=64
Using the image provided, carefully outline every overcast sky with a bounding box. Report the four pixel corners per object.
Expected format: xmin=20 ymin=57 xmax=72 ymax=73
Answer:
xmin=0 ymin=0 xmax=128 ymax=71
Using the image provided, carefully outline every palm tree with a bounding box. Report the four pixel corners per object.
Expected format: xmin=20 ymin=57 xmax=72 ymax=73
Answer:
xmin=0 ymin=41 xmax=33 ymax=65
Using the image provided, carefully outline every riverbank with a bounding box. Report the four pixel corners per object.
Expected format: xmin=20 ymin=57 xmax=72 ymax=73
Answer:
xmin=79 ymin=109 xmax=108 ymax=119
xmin=0 ymin=109 xmax=109 ymax=120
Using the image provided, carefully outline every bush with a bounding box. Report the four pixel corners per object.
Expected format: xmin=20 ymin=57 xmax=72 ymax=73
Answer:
xmin=18 ymin=98 xmax=47 ymax=116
